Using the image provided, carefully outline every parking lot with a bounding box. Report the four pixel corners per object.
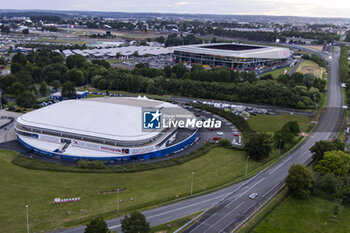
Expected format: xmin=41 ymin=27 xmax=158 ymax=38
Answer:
xmin=111 ymin=54 xmax=173 ymax=69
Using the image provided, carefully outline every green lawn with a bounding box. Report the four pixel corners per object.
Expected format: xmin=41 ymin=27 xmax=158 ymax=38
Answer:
xmin=0 ymin=148 xmax=262 ymax=233
xmin=262 ymin=67 xmax=291 ymax=78
xmin=248 ymin=113 xmax=311 ymax=134
xmin=80 ymin=87 xmax=171 ymax=101
xmin=252 ymin=195 xmax=350 ymax=233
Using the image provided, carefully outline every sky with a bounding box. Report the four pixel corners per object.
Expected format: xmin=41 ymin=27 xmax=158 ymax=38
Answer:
xmin=2 ymin=0 xmax=350 ymax=18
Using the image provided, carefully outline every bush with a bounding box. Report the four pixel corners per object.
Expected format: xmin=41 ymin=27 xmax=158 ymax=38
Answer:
xmin=12 ymin=143 xmax=217 ymax=173
xmin=219 ymin=138 xmax=232 ymax=147
xmin=78 ymin=160 xmax=106 ymax=169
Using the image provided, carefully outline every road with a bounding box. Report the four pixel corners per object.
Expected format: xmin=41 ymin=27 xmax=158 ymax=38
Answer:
xmin=57 ymin=47 xmax=343 ymax=233
xmin=183 ymin=46 xmax=343 ymax=233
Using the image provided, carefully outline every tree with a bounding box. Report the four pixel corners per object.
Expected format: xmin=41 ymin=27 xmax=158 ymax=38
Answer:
xmin=133 ymin=51 xmax=139 ymax=57
xmin=22 ymin=28 xmax=29 ymax=34
xmin=11 ymin=63 xmax=23 ymax=74
xmin=84 ymin=217 xmax=110 ymax=233
xmin=245 ymin=133 xmax=272 ymax=161
xmin=163 ymin=65 xmax=172 ymax=78
xmin=273 ymin=121 xmax=300 ymax=149
xmin=65 ymin=55 xmax=87 ymax=69
xmin=155 ymin=36 xmax=165 ymax=43
xmin=0 ymin=25 xmax=10 ymax=33
xmin=314 ymin=173 xmax=344 ymax=200
xmin=121 ymin=212 xmax=150 ymax=233
xmin=174 ymin=63 xmax=186 ymax=78
xmin=285 ymin=164 xmax=314 ymax=199
xmin=12 ymin=52 xmax=27 ymax=66
xmin=16 ymin=90 xmax=37 ymax=108
xmin=61 ymin=81 xmax=76 ymax=99
xmin=62 ymin=68 xmax=85 ymax=86
xmin=15 ymin=71 xmax=33 ymax=87
xmin=9 ymin=81 xmax=25 ymax=96
xmin=0 ymin=56 xmax=6 ymax=65
xmin=39 ymin=81 xmax=48 ymax=96
xmin=314 ymin=151 xmax=350 ymax=177
xmin=52 ymin=80 xmax=61 ymax=91
xmin=310 ymin=140 xmax=345 ymax=162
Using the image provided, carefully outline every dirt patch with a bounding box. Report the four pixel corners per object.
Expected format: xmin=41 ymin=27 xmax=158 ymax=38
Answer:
xmin=296 ymin=60 xmax=326 ymax=78
xmin=302 ymin=45 xmax=324 ymax=52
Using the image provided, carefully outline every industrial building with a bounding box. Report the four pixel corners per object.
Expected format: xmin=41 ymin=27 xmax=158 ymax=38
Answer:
xmin=173 ymin=43 xmax=292 ymax=70
xmin=15 ymin=97 xmax=198 ymax=163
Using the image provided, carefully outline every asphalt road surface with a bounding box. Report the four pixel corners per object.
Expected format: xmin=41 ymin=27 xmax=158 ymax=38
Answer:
xmin=57 ymin=47 xmax=342 ymax=233
xmin=184 ymin=46 xmax=343 ymax=233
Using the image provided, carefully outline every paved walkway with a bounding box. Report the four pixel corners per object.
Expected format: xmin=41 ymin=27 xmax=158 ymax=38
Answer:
xmin=0 ymin=110 xmax=22 ymax=143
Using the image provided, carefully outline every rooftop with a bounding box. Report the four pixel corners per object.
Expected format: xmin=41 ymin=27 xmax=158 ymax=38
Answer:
xmin=173 ymin=43 xmax=291 ymax=59
xmin=17 ymin=97 xmax=190 ymax=143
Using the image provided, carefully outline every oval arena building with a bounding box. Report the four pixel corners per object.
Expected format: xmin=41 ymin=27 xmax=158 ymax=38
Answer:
xmin=15 ymin=97 xmax=198 ymax=163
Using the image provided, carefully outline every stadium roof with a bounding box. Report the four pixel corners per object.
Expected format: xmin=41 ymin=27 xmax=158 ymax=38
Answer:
xmin=173 ymin=43 xmax=291 ymax=59
xmin=17 ymin=97 xmax=191 ymax=143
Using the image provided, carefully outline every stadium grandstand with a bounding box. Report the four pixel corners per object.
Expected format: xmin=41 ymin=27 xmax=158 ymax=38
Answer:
xmin=173 ymin=43 xmax=292 ymax=71
xmin=15 ymin=97 xmax=198 ymax=163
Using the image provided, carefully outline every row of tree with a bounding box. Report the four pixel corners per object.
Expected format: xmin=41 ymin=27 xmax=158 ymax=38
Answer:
xmin=285 ymin=140 xmax=350 ymax=206
xmin=1 ymin=51 xmax=325 ymax=109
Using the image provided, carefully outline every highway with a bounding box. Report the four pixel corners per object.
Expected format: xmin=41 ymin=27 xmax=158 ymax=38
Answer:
xmin=58 ymin=47 xmax=343 ymax=233
xmin=183 ymin=46 xmax=343 ymax=233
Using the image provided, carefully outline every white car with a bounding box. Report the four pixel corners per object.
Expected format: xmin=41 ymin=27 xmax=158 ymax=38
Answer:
xmin=216 ymin=132 xmax=224 ymax=136
xmin=249 ymin=193 xmax=258 ymax=199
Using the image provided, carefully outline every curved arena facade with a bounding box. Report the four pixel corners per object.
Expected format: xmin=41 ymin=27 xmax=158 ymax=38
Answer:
xmin=173 ymin=43 xmax=292 ymax=70
xmin=15 ymin=97 xmax=198 ymax=163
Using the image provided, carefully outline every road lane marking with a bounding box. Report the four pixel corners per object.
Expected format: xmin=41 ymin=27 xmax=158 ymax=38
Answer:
xmin=269 ymin=155 xmax=293 ymax=175
xmin=242 ymin=202 xmax=256 ymax=215
xmin=262 ymin=183 xmax=280 ymax=198
xmin=238 ymin=177 xmax=266 ymax=198
xmin=110 ymin=193 xmax=228 ymax=229
xmin=201 ymin=202 xmax=245 ymax=233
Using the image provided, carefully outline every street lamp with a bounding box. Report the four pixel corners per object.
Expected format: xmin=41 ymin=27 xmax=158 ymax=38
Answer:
xmin=25 ymin=205 xmax=29 ymax=233
xmin=245 ymin=155 xmax=250 ymax=177
xmin=190 ymin=172 xmax=195 ymax=195
xmin=117 ymin=188 xmax=120 ymax=215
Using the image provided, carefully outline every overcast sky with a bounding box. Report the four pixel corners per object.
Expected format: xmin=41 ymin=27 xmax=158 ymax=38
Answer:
xmin=2 ymin=0 xmax=350 ymax=18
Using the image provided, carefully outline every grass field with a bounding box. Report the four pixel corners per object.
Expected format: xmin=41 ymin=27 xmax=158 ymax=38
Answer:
xmin=247 ymin=113 xmax=311 ymax=134
xmin=262 ymin=67 xmax=291 ymax=78
xmin=251 ymin=195 xmax=350 ymax=233
xmin=0 ymin=148 xmax=262 ymax=233
xmin=296 ymin=60 xmax=326 ymax=78
xmin=80 ymin=86 xmax=171 ymax=101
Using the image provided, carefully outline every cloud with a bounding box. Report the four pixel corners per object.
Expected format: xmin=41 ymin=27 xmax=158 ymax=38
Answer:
xmin=1 ymin=0 xmax=350 ymax=18
xmin=168 ymin=1 xmax=195 ymax=8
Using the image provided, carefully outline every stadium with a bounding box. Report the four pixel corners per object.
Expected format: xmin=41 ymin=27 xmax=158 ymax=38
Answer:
xmin=15 ymin=97 xmax=199 ymax=163
xmin=173 ymin=43 xmax=292 ymax=70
